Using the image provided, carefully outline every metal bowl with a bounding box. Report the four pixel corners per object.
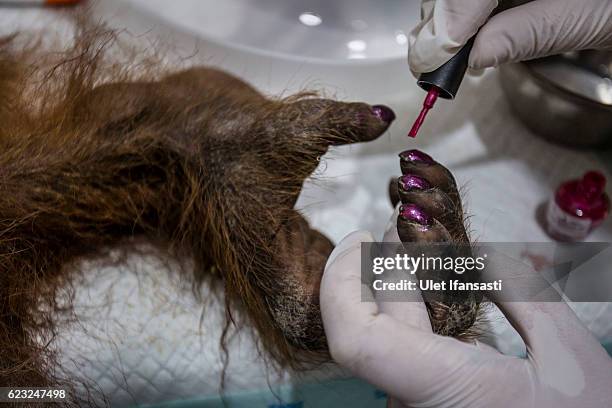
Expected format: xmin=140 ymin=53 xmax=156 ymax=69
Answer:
xmin=499 ymin=50 xmax=612 ymax=148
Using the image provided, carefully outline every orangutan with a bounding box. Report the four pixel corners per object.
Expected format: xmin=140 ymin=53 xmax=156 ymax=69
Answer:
xmin=0 ymin=24 xmax=480 ymax=406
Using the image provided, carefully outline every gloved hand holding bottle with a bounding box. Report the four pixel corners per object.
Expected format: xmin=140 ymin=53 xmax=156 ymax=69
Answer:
xmin=408 ymin=0 xmax=612 ymax=74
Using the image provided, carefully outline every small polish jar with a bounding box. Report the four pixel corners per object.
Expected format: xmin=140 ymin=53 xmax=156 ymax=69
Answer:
xmin=545 ymin=171 xmax=610 ymax=241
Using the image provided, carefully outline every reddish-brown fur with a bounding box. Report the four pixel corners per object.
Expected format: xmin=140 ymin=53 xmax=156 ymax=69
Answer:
xmin=0 ymin=23 xmax=480 ymax=406
xmin=0 ymin=23 xmax=393 ymax=403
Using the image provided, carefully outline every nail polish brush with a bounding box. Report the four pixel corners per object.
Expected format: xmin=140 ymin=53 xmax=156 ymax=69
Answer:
xmin=408 ymin=37 xmax=475 ymax=138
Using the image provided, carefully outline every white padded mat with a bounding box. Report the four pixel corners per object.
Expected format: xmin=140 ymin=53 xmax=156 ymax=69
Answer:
xmin=53 ymin=245 xmax=342 ymax=407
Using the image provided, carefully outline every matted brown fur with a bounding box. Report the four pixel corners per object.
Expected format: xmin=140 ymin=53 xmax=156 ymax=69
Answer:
xmin=0 ymin=22 xmax=481 ymax=406
xmin=0 ymin=22 xmax=383 ymax=403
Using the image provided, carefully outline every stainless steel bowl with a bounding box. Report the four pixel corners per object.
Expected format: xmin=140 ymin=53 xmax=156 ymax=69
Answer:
xmin=499 ymin=50 xmax=612 ymax=148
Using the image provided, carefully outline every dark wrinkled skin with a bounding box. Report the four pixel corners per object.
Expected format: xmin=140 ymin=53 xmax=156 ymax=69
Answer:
xmin=390 ymin=151 xmax=481 ymax=337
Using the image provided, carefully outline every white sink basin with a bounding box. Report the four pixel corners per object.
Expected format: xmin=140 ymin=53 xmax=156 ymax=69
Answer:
xmin=87 ymin=0 xmax=424 ymax=103
xmin=126 ymin=0 xmax=420 ymax=62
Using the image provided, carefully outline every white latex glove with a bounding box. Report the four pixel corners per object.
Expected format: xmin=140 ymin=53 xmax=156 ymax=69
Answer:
xmin=320 ymin=229 xmax=612 ymax=408
xmin=408 ymin=0 xmax=612 ymax=73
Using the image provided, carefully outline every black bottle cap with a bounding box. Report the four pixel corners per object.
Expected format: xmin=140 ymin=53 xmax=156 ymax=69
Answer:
xmin=417 ymin=37 xmax=475 ymax=100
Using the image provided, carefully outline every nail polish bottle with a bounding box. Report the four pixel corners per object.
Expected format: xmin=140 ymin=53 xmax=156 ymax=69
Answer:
xmin=545 ymin=171 xmax=610 ymax=241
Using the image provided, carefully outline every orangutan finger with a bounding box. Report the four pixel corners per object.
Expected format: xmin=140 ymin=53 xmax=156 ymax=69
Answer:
xmin=288 ymin=98 xmax=395 ymax=145
xmin=395 ymin=150 xmax=480 ymax=338
xmin=396 ymin=203 xmax=452 ymax=243
xmin=388 ymin=177 xmax=400 ymax=208
xmin=397 ymin=175 xmax=467 ymax=243
xmin=398 ymin=150 xmax=460 ymax=206
xmin=396 ymin=203 xmax=479 ymax=337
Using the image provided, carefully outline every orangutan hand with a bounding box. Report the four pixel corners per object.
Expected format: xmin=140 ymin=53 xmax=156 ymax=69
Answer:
xmin=321 ymin=151 xmax=611 ymax=408
xmin=154 ymin=68 xmax=398 ymax=353
xmin=388 ymin=149 xmax=480 ymax=338
xmin=0 ymin=57 xmax=397 ymax=379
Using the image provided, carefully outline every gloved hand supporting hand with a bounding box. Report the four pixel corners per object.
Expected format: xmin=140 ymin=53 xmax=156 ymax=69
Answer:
xmin=321 ymin=149 xmax=611 ymax=407
xmin=320 ymin=229 xmax=612 ymax=408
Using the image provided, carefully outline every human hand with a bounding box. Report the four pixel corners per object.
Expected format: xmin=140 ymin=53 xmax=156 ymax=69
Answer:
xmin=408 ymin=0 xmax=612 ymax=73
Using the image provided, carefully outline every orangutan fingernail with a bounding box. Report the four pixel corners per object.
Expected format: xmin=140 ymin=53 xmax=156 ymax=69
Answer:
xmin=399 ymin=203 xmax=432 ymax=226
xmin=398 ymin=174 xmax=430 ymax=191
xmin=399 ymin=149 xmax=435 ymax=164
xmin=372 ymin=105 xmax=396 ymax=123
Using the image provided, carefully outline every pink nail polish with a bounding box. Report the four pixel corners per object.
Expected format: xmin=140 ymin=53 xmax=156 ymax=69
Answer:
xmin=399 ymin=149 xmax=435 ymax=164
xmin=545 ymin=171 xmax=610 ymax=241
xmin=399 ymin=175 xmax=431 ymax=191
xmin=372 ymin=105 xmax=396 ymax=123
xmin=400 ymin=203 xmax=432 ymax=226
xmin=408 ymin=87 xmax=439 ymax=138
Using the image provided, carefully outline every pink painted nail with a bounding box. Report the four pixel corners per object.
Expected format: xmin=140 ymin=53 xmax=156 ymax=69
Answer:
xmin=399 ymin=149 xmax=435 ymax=164
xmin=372 ymin=105 xmax=396 ymax=123
xmin=399 ymin=174 xmax=431 ymax=191
xmin=399 ymin=203 xmax=432 ymax=226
